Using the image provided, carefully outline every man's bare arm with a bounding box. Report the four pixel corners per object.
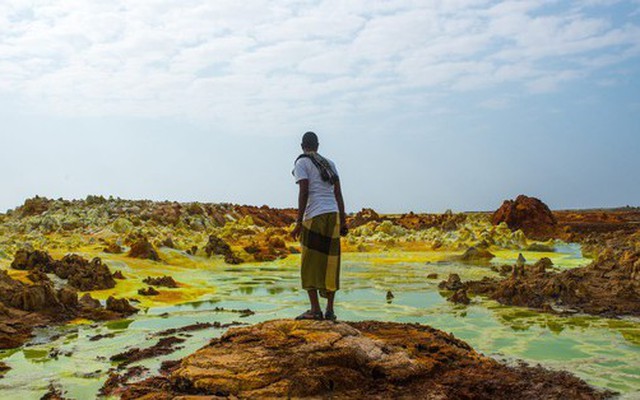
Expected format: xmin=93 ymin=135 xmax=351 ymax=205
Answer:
xmin=297 ymin=179 xmax=309 ymax=223
xmin=334 ymin=180 xmax=348 ymax=236
xmin=292 ymin=179 xmax=309 ymax=239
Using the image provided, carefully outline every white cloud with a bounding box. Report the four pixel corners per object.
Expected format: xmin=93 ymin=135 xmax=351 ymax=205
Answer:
xmin=0 ymin=0 xmax=638 ymax=132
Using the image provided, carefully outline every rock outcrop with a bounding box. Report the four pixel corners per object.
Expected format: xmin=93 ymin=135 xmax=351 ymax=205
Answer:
xmin=118 ymin=320 xmax=612 ymax=400
xmin=143 ymin=276 xmax=178 ymax=288
xmin=11 ymin=249 xmax=54 ymax=272
xmin=11 ymin=250 xmax=116 ymax=291
xmin=204 ymin=235 xmax=242 ymax=264
xmin=138 ymin=287 xmax=159 ymax=296
xmin=395 ymin=210 xmax=466 ymax=231
xmin=127 ymin=238 xmax=160 ymax=261
xmin=438 ymin=273 xmax=464 ymax=291
xmin=0 ymin=302 xmax=44 ymax=349
xmin=106 ymin=297 xmax=138 ymax=316
xmin=449 ymin=289 xmax=471 ymax=305
xmin=466 ymin=244 xmax=640 ymax=317
xmin=0 ymin=361 xmax=9 ymax=377
xmin=349 ymin=208 xmax=381 ymax=228
xmin=55 ymin=255 xmax=116 ymax=291
xmin=103 ymin=242 xmax=123 ymax=254
xmin=459 ymin=246 xmax=495 ymax=263
xmin=492 ymin=195 xmax=557 ymax=240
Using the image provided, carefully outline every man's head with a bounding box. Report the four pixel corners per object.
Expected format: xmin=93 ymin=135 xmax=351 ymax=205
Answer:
xmin=301 ymin=131 xmax=319 ymax=152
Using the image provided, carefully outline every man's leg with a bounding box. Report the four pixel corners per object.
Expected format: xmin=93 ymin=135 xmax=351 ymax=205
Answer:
xmin=325 ymin=291 xmax=335 ymax=313
xmin=307 ymin=289 xmax=322 ymax=313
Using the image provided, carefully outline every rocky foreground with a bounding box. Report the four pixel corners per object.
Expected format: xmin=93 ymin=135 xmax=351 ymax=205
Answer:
xmin=117 ymin=319 xmax=612 ymax=400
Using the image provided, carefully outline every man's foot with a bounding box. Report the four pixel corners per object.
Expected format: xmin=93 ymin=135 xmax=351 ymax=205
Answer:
xmin=295 ymin=310 xmax=324 ymax=320
xmin=324 ymin=310 xmax=337 ymax=321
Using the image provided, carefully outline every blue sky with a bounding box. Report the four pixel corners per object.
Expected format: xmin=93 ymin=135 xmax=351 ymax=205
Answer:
xmin=0 ymin=0 xmax=639 ymax=213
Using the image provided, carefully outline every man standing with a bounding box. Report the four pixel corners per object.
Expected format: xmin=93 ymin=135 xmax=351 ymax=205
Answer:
xmin=291 ymin=131 xmax=347 ymax=321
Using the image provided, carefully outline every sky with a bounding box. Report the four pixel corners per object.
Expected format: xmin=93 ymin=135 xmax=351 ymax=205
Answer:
xmin=1 ymin=0 xmax=639 ymax=213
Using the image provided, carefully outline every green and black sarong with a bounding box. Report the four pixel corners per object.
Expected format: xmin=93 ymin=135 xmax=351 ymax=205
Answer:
xmin=300 ymin=212 xmax=340 ymax=293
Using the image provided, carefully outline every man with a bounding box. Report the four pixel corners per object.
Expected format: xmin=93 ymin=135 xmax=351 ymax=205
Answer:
xmin=291 ymin=131 xmax=347 ymax=321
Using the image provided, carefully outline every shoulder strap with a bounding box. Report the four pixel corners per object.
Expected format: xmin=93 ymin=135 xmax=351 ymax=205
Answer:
xmin=292 ymin=154 xmax=309 ymax=177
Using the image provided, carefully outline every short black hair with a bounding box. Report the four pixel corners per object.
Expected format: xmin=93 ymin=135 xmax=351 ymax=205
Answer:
xmin=301 ymin=131 xmax=319 ymax=150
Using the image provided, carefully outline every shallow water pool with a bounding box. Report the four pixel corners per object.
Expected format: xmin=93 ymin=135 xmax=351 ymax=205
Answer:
xmin=0 ymin=247 xmax=638 ymax=399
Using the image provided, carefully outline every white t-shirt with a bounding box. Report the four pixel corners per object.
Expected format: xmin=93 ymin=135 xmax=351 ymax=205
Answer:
xmin=293 ymin=154 xmax=339 ymax=220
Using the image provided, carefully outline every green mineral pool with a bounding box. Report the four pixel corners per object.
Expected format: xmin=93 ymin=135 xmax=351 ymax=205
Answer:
xmin=0 ymin=245 xmax=638 ymax=399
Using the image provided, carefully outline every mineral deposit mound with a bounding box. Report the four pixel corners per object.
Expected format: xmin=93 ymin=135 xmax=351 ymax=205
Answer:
xmin=119 ymin=319 xmax=612 ymax=400
xmin=492 ymin=194 xmax=558 ymax=240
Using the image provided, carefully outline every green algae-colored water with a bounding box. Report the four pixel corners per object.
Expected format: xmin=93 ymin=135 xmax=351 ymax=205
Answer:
xmin=1 ymin=245 xmax=639 ymax=399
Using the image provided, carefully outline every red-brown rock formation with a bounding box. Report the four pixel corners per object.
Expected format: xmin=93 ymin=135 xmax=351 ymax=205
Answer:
xmin=232 ymin=205 xmax=297 ymax=227
xmin=127 ymin=238 xmax=160 ymax=261
xmin=16 ymin=196 xmax=52 ymax=217
xmin=449 ymin=289 xmax=471 ymax=305
xmin=394 ymin=211 xmax=467 ymax=231
xmin=117 ymin=320 xmax=612 ymax=399
xmin=138 ymin=287 xmax=159 ymax=296
xmin=466 ymin=243 xmax=640 ymax=317
xmin=11 ymin=249 xmax=54 ymax=272
xmin=349 ymin=208 xmax=381 ymax=228
xmin=54 ymin=255 xmax=116 ymax=291
xmin=103 ymin=242 xmax=123 ymax=254
xmin=204 ymin=235 xmax=243 ymax=264
xmin=106 ymin=297 xmax=138 ymax=315
xmin=143 ymin=276 xmax=178 ymax=288
xmin=492 ymin=195 xmax=557 ymax=240
xmin=11 ymin=250 xmax=116 ymax=291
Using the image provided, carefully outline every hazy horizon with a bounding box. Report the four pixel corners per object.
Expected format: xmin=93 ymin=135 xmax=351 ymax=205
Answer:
xmin=1 ymin=1 xmax=639 ymax=214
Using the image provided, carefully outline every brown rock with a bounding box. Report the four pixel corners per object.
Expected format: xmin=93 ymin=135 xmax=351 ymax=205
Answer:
xmin=79 ymin=293 xmax=101 ymax=309
xmin=204 ymin=235 xmax=232 ymax=257
xmin=349 ymin=208 xmax=381 ymax=228
xmin=427 ymin=273 xmax=438 ymax=279
xmin=104 ymin=242 xmax=123 ymax=254
xmin=143 ymin=276 xmax=178 ymax=288
xmin=449 ymin=289 xmax=471 ymax=305
xmin=57 ymin=286 xmax=78 ymax=308
xmin=253 ymin=249 xmax=278 ymax=262
xmin=0 ymin=309 xmax=39 ymax=349
xmin=386 ymin=290 xmax=394 ymax=302
xmin=110 ymin=336 xmax=185 ymax=368
xmin=394 ymin=211 xmax=467 ymax=231
xmin=99 ymin=366 xmax=150 ymax=397
xmin=138 ymin=287 xmax=160 ymax=296
xmin=119 ymin=320 xmax=612 ymax=400
xmin=438 ymin=273 xmax=464 ymax=291
xmin=11 ymin=249 xmax=54 ymax=272
xmin=267 ymin=236 xmax=286 ymax=249
xmin=0 ymin=361 xmax=10 ymax=377
xmin=224 ymin=252 xmax=243 ymax=264
xmin=17 ymin=196 xmax=51 ymax=217
xmin=204 ymin=235 xmax=244 ymax=264
xmin=492 ymin=195 xmax=558 ymax=240
xmin=26 ymin=269 xmax=51 ymax=284
xmin=112 ymin=270 xmax=126 ymax=280
xmin=128 ymin=238 xmax=160 ymax=261
xmin=460 ymin=247 xmax=495 ymax=262
xmin=185 ymin=245 xmax=198 ymax=255
xmin=106 ymin=297 xmax=138 ymax=316
xmin=466 ymin=240 xmax=640 ymax=317
xmin=10 ymin=251 xmax=116 ymax=291
xmin=40 ymin=383 xmax=68 ymax=400
xmin=55 ymin=255 xmax=116 ymax=291
xmin=8 ymin=283 xmax=61 ymax=312
xmin=531 ymin=257 xmax=553 ymax=274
